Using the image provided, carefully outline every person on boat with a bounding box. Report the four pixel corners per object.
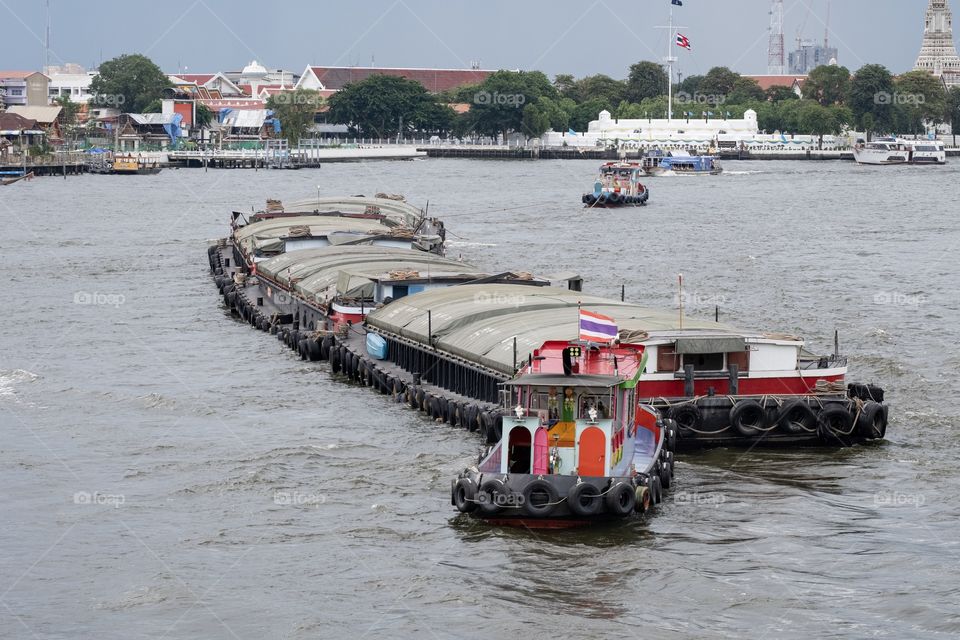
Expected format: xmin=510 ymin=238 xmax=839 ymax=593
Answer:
xmin=561 ymin=387 xmax=576 ymax=422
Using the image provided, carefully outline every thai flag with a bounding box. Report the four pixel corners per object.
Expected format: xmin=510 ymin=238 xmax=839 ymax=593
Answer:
xmin=676 ymin=33 xmax=691 ymax=50
xmin=672 ymin=0 xmax=683 ymax=5
xmin=579 ymin=309 xmax=618 ymax=343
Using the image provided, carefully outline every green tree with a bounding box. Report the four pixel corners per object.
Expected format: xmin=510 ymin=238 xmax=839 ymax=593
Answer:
xmin=53 ymin=94 xmax=80 ymax=126
xmin=765 ymin=85 xmax=799 ymax=102
xmin=727 ymin=77 xmax=765 ymax=104
xmin=796 ymin=101 xmax=851 ymax=147
xmin=521 ymin=102 xmax=551 ymax=138
xmin=326 ymin=75 xmax=451 ymax=139
xmin=698 ymin=67 xmax=742 ymax=99
xmin=464 ymin=70 xmax=557 ymax=140
xmin=677 ymin=74 xmax=704 ymax=97
xmin=848 ymin=64 xmax=895 ymax=138
xmin=568 ymin=98 xmax=612 ymax=132
xmin=553 ymin=74 xmax=577 ymax=98
xmin=195 ymin=103 xmax=213 ymax=128
xmin=804 ymin=64 xmax=851 ymax=105
xmin=267 ymin=89 xmax=324 ymax=144
xmin=90 ymin=54 xmax=171 ymax=113
xmin=894 ymin=70 xmax=947 ymax=134
xmin=568 ymin=74 xmax=626 ymax=105
xmin=947 ymin=86 xmax=960 ymax=146
xmin=625 ymin=61 xmax=668 ymax=103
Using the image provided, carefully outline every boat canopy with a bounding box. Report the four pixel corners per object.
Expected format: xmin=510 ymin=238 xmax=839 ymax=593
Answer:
xmin=234 ymin=216 xmax=405 ymax=254
xmin=365 ymin=284 xmax=750 ymax=376
xmin=282 ymin=196 xmax=425 ymax=227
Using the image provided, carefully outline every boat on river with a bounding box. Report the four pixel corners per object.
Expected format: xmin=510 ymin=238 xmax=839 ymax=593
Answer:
xmin=452 ymin=339 xmax=674 ymax=526
xmin=581 ymin=161 xmax=649 ymax=207
xmin=111 ymin=154 xmax=162 ymax=175
xmin=853 ymin=138 xmax=947 ymax=165
xmin=642 ymin=149 xmax=722 ymax=176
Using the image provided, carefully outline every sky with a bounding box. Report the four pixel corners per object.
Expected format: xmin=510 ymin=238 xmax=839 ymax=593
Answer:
xmin=1 ymin=0 xmax=951 ymax=79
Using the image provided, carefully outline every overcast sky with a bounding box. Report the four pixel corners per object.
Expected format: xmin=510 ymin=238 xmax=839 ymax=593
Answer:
xmin=2 ymin=0 xmax=951 ymax=79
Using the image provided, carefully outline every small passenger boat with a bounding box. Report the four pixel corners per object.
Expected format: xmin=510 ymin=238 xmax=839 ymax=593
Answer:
xmin=642 ymin=149 xmax=722 ymax=176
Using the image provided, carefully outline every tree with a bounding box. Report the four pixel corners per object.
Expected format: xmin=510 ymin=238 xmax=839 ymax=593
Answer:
xmin=677 ymin=74 xmax=704 ymax=97
xmin=796 ymin=101 xmax=851 ymax=147
xmin=848 ymin=64 xmax=895 ymax=138
xmin=267 ymin=89 xmax=324 ymax=144
xmin=728 ymin=77 xmax=765 ymax=104
xmin=464 ymin=70 xmax=557 ymax=140
xmin=568 ymin=74 xmax=626 ymax=105
xmin=553 ymin=74 xmax=577 ymax=98
xmin=326 ymin=75 xmax=451 ymax=139
xmin=765 ymin=85 xmax=799 ymax=102
xmin=195 ymin=103 xmax=213 ymax=128
xmin=698 ymin=67 xmax=742 ymax=99
xmin=568 ymin=98 xmax=612 ymax=133
xmin=90 ymin=53 xmax=171 ymax=113
xmin=804 ymin=64 xmax=851 ymax=106
xmin=53 ymin=95 xmax=80 ymax=126
xmin=947 ymin=86 xmax=960 ymax=146
xmin=521 ymin=102 xmax=551 ymax=138
xmin=894 ymin=70 xmax=947 ymax=135
xmin=625 ymin=61 xmax=668 ymax=103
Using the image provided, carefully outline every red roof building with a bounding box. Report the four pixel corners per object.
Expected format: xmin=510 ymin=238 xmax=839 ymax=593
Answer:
xmin=743 ymin=75 xmax=807 ymax=95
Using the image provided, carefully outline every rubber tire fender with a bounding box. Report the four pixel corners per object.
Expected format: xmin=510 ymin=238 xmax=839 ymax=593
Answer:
xmin=477 ymin=478 xmax=506 ymax=515
xmin=634 ymin=485 xmax=651 ymax=513
xmin=453 ymin=478 xmax=477 ymax=513
xmin=729 ymin=400 xmax=769 ymax=438
xmin=668 ymin=404 xmax=703 ymax=435
xmin=605 ymin=481 xmax=637 ymax=517
xmin=568 ymin=482 xmax=604 ymax=517
xmin=777 ymin=400 xmax=817 ymax=434
xmin=857 ymin=401 xmax=887 ymax=440
xmin=522 ymin=479 xmax=559 ymax=517
xmin=817 ymin=405 xmax=855 ymax=446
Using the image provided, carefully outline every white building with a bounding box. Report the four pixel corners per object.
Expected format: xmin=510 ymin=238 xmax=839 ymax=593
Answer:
xmin=47 ymin=71 xmax=96 ymax=104
xmin=914 ymin=0 xmax=960 ymax=87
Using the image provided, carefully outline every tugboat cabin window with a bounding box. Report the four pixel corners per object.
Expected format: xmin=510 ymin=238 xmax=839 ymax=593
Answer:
xmin=682 ymin=352 xmax=725 ymax=371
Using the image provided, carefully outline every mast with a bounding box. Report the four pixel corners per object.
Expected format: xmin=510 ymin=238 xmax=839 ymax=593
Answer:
xmin=657 ymin=5 xmax=685 ymax=121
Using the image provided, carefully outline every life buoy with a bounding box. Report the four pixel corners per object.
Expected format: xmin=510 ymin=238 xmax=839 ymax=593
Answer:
xmin=777 ymin=400 xmax=817 ymax=434
xmin=453 ymin=478 xmax=477 ymax=513
xmin=605 ymin=481 xmax=636 ymax=517
xmin=729 ymin=400 xmax=769 ymax=437
xmin=668 ymin=404 xmax=702 ymax=435
xmin=856 ymin=401 xmax=887 ymax=439
xmin=568 ymin=482 xmax=603 ymax=517
xmin=522 ymin=479 xmax=559 ymax=517
xmin=817 ymin=405 xmax=855 ymax=445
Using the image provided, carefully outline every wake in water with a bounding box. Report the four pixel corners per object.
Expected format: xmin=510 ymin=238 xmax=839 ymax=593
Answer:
xmin=0 ymin=369 xmax=39 ymax=401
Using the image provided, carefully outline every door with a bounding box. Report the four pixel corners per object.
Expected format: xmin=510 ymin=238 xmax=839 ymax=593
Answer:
xmin=533 ymin=427 xmax=548 ymax=475
xmin=579 ymin=427 xmax=606 ymax=477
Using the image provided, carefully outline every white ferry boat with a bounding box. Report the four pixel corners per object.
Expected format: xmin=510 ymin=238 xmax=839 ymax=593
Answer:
xmin=853 ymin=138 xmax=946 ymax=165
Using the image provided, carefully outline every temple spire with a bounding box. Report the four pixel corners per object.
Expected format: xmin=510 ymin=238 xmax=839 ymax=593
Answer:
xmin=915 ymin=0 xmax=960 ymax=85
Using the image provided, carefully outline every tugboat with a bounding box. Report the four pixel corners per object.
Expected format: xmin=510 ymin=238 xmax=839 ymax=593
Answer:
xmin=581 ymin=161 xmax=650 ymax=207
xmin=111 ymin=154 xmax=162 ymax=175
xmin=642 ymin=149 xmax=722 ymax=176
xmin=451 ymin=313 xmax=676 ymax=527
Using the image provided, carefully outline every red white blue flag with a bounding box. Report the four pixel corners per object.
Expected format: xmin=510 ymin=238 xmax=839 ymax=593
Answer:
xmin=676 ymin=33 xmax=691 ymax=50
xmin=579 ymin=309 xmax=618 ymax=343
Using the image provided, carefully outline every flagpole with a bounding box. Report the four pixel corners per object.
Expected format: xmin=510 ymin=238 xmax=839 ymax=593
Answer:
xmin=678 ymin=273 xmax=684 ymax=330
xmin=668 ymin=5 xmax=673 ymax=121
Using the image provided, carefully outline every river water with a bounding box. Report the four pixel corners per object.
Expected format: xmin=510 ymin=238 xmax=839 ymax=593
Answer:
xmin=1 ymin=158 xmax=958 ymax=639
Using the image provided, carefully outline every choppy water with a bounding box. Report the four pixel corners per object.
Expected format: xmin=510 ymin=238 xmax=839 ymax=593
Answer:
xmin=1 ymin=159 xmax=958 ymax=639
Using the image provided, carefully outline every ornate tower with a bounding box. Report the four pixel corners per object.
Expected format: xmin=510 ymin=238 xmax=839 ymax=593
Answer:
xmin=915 ymin=0 xmax=960 ymax=86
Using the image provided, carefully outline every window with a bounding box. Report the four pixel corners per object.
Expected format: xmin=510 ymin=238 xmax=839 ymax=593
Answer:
xmin=682 ymin=352 xmax=725 ymax=371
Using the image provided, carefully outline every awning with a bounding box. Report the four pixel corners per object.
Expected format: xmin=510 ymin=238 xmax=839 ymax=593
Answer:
xmin=675 ymin=336 xmax=746 ymax=354
xmin=500 ymin=373 xmax=622 ymax=388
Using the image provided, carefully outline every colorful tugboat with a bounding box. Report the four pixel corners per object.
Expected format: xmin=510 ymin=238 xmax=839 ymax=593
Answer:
xmin=581 ymin=161 xmax=650 ymax=207
xmin=642 ymin=149 xmax=722 ymax=176
xmin=111 ymin=154 xmax=162 ymax=175
xmin=451 ymin=311 xmax=676 ymax=527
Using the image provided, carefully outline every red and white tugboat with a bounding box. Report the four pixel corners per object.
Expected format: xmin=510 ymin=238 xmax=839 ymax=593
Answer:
xmin=452 ymin=311 xmax=676 ymax=527
xmin=581 ymin=162 xmax=650 ymax=207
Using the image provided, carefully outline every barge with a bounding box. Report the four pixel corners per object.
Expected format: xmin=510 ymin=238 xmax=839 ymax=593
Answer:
xmin=209 ymin=196 xmax=887 ymax=456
